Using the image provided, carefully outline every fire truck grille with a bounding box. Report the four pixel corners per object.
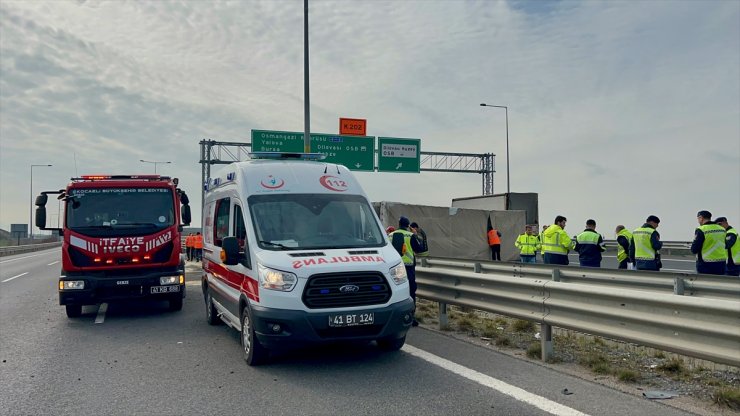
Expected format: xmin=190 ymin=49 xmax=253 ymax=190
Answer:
xmin=302 ymin=272 xmax=391 ymax=309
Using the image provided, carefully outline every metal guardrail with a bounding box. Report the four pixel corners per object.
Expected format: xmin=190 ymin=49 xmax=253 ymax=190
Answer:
xmin=416 ymin=257 xmax=740 ymax=367
xmin=0 ymin=242 xmax=62 ymax=257
xmin=421 ymin=257 xmax=739 ymax=300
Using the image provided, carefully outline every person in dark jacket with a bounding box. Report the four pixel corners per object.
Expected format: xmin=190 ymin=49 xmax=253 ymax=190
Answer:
xmin=691 ymin=210 xmax=727 ymax=275
xmin=575 ymin=219 xmax=606 ymax=267
xmin=615 ymin=225 xmax=633 ymax=269
xmin=716 ymin=217 xmax=739 ymax=276
xmin=390 ymin=216 xmax=422 ymax=326
xmin=629 ymin=215 xmax=663 ymax=271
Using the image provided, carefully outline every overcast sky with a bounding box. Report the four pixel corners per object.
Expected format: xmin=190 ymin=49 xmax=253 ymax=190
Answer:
xmin=1 ymin=0 xmax=738 ymax=241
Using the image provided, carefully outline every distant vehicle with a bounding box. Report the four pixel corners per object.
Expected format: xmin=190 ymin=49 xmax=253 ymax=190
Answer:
xmin=36 ymin=175 xmax=191 ymax=317
xmin=202 ymin=153 xmax=414 ymax=365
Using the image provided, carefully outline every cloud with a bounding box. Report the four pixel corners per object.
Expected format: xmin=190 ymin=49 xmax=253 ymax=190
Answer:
xmin=1 ymin=0 xmax=738 ymax=240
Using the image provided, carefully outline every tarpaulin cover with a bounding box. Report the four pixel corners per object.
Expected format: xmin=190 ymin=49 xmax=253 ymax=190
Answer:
xmin=374 ymin=201 xmax=526 ymax=262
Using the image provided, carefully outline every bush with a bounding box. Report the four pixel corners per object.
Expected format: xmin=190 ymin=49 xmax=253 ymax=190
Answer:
xmin=512 ymin=319 xmax=535 ymax=333
xmin=712 ymin=387 xmax=740 ymax=410
xmin=617 ymin=369 xmax=639 ymax=382
xmin=657 ymin=358 xmax=685 ymax=374
xmin=526 ymin=342 xmax=541 ymax=359
xmin=494 ymin=335 xmax=511 ymax=347
xmin=591 ymin=362 xmax=612 ymax=375
xmin=580 ymin=352 xmax=608 ymax=368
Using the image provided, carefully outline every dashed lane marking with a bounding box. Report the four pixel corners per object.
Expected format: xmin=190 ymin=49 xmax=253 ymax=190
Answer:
xmin=95 ymin=303 xmax=108 ymax=324
xmin=47 ymin=261 xmax=60 ymax=266
xmin=402 ymin=344 xmax=590 ymax=416
xmin=2 ymin=272 xmax=29 ymax=283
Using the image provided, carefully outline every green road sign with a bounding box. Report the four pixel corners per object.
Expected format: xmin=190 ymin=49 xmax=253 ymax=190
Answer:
xmin=377 ymin=137 xmax=421 ymax=173
xmin=251 ymin=130 xmax=305 ymax=153
xmin=251 ymin=130 xmax=375 ymax=171
xmin=310 ymin=133 xmax=374 ymax=171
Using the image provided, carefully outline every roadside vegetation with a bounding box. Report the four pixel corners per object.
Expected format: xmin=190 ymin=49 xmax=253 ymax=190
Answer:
xmin=414 ymin=299 xmax=740 ymax=411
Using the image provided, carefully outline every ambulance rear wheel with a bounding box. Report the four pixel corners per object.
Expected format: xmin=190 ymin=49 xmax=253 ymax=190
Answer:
xmin=65 ymin=304 xmax=82 ymax=318
xmin=205 ymin=290 xmax=221 ymax=325
xmin=241 ymin=306 xmax=268 ymax=366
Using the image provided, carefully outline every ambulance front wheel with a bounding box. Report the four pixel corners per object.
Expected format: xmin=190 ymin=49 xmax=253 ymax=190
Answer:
xmin=241 ymin=305 xmax=268 ymax=366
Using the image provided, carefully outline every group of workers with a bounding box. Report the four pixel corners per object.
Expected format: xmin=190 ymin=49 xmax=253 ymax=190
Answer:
xmin=507 ymin=211 xmax=738 ymax=276
xmin=184 ymin=232 xmax=203 ymax=262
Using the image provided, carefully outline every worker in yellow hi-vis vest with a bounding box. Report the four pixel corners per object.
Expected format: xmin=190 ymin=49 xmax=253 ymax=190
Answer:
xmin=715 ymin=217 xmax=739 ymax=276
xmin=691 ymin=210 xmax=727 ymax=275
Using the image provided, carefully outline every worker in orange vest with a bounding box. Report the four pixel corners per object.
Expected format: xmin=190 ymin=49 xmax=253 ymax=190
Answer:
xmin=185 ymin=233 xmax=195 ymax=262
xmin=193 ymin=232 xmax=203 ymax=262
xmin=488 ymin=228 xmax=502 ymax=261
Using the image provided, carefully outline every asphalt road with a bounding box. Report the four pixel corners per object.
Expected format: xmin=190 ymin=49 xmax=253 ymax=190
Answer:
xmin=0 ymin=248 xmax=698 ymax=416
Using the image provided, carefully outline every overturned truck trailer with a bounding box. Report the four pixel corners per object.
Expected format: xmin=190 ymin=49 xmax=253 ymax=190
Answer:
xmin=374 ymin=201 xmax=526 ymax=262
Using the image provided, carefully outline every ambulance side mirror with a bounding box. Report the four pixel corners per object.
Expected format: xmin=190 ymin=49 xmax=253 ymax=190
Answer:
xmin=221 ymin=237 xmax=239 ymax=266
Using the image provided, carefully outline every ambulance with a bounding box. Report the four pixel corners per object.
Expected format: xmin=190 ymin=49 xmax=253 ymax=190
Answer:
xmin=201 ymin=153 xmax=414 ymax=365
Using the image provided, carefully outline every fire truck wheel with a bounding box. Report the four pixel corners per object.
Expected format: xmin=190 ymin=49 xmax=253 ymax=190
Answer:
xmin=65 ymin=304 xmax=82 ymax=318
xmin=241 ymin=306 xmax=268 ymax=366
xmin=168 ymin=296 xmax=183 ymax=311
xmin=205 ymin=290 xmax=222 ymax=325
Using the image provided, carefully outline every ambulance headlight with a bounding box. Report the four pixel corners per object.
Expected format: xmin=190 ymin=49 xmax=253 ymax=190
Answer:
xmin=389 ymin=263 xmax=407 ymax=285
xmin=258 ymin=264 xmax=297 ymax=291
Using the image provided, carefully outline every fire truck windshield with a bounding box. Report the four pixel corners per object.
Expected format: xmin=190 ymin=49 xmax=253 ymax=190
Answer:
xmin=66 ymin=187 xmax=175 ymax=236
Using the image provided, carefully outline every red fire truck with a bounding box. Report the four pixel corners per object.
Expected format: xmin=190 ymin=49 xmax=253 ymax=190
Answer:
xmin=35 ymin=175 xmax=192 ymax=317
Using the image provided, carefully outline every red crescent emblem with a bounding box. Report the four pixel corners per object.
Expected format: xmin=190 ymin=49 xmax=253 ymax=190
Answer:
xmin=260 ymin=175 xmax=285 ymax=189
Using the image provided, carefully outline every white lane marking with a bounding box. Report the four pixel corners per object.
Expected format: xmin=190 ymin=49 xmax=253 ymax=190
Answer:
xmin=2 ymin=272 xmax=29 ymax=283
xmin=47 ymin=261 xmax=60 ymax=266
xmin=95 ymin=303 xmax=108 ymax=324
xmin=402 ymin=344 xmax=590 ymax=416
xmin=0 ymin=252 xmax=56 ymax=264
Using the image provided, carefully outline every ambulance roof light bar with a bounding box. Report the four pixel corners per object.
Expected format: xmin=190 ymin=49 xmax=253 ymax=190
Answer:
xmin=249 ymin=152 xmax=326 ymax=161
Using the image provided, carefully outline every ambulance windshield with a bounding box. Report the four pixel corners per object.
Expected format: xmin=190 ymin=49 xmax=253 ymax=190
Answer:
xmin=249 ymin=194 xmax=385 ymax=250
xmin=66 ymin=187 xmax=174 ymax=237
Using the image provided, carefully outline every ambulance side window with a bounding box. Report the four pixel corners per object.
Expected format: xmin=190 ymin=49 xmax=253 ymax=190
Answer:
xmin=233 ymin=204 xmax=251 ymax=269
xmin=214 ymin=198 xmax=230 ymax=247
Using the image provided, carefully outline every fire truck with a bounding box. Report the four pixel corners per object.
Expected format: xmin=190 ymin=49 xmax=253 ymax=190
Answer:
xmin=35 ymin=175 xmax=192 ymax=317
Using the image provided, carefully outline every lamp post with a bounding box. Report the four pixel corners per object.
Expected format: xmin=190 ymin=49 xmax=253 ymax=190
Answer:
xmin=139 ymin=159 xmax=171 ymax=174
xmin=480 ymin=103 xmax=510 ymax=196
xmin=30 ymin=164 xmax=52 ymax=239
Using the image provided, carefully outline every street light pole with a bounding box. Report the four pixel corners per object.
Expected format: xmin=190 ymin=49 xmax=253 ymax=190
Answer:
xmin=480 ymin=103 xmax=510 ymax=196
xmin=139 ymin=159 xmax=171 ymax=174
xmin=303 ymin=0 xmax=311 ymax=153
xmin=30 ymin=164 xmax=52 ymax=239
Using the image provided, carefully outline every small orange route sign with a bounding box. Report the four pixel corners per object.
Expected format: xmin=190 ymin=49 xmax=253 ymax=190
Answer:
xmin=339 ymin=118 xmax=367 ymax=136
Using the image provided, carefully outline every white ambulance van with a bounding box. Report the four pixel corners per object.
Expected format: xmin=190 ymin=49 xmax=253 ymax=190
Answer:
xmin=201 ymin=153 xmax=414 ymax=365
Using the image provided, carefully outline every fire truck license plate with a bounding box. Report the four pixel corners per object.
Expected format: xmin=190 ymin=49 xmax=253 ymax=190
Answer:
xmin=150 ymin=285 xmax=180 ymax=294
xmin=328 ymin=313 xmax=374 ymax=327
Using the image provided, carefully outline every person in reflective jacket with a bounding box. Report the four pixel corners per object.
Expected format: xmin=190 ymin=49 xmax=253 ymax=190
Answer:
xmin=715 ymin=217 xmax=739 ymax=276
xmin=543 ymin=216 xmax=574 ymax=265
xmin=575 ymin=219 xmax=606 ymax=268
xmin=390 ymin=216 xmax=422 ymax=326
xmin=615 ymin=225 xmax=633 ymax=269
xmin=691 ymin=210 xmax=727 ymax=275
xmin=629 ymin=215 xmax=662 ymax=271
xmin=515 ymin=226 xmax=538 ymax=263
